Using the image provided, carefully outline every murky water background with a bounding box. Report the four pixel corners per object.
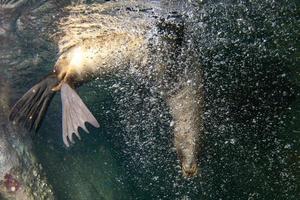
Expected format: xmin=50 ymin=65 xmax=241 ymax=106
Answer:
xmin=1 ymin=0 xmax=299 ymax=199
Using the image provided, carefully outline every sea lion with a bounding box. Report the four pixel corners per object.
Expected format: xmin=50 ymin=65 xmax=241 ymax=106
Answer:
xmin=9 ymin=1 xmax=203 ymax=177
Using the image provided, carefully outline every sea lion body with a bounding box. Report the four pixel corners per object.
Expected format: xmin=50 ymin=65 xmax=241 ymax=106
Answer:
xmin=52 ymin=2 xmax=154 ymax=86
xmin=54 ymin=33 xmax=148 ymax=85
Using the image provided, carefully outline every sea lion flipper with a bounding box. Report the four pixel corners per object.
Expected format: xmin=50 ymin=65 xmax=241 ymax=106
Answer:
xmin=9 ymin=73 xmax=59 ymax=131
xmin=61 ymin=83 xmax=99 ymax=147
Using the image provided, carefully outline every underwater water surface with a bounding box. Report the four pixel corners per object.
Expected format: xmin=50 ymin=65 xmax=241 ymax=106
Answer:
xmin=0 ymin=0 xmax=299 ymax=200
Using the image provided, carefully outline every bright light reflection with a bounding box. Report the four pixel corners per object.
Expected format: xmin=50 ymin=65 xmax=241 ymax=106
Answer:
xmin=70 ymin=46 xmax=84 ymax=68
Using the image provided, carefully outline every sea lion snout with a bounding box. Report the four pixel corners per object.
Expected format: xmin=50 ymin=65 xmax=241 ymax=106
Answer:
xmin=174 ymin=131 xmax=199 ymax=177
xmin=175 ymin=140 xmax=199 ymax=177
xmin=182 ymin=160 xmax=198 ymax=177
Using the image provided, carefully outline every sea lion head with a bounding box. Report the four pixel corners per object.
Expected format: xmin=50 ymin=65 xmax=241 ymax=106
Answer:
xmin=175 ymin=132 xmax=199 ymax=177
xmin=170 ymin=85 xmax=202 ymax=178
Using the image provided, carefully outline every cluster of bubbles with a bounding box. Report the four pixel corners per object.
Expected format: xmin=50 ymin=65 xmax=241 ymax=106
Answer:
xmin=194 ymin=0 xmax=298 ymax=199
xmin=95 ymin=0 xmax=299 ymax=199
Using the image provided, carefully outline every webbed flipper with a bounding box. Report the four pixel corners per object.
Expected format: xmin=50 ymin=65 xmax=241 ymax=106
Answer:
xmin=9 ymin=73 xmax=59 ymax=131
xmin=61 ymin=83 xmax=100 ymax=147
